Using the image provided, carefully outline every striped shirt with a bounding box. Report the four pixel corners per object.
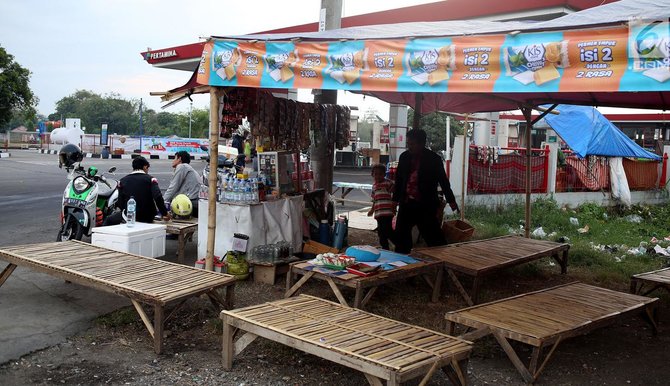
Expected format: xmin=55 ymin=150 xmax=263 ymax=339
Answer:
xmin=371 ymin=179 xmax=395 ymax=219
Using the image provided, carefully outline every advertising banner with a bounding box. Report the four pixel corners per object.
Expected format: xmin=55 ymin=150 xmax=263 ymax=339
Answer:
xmin=199 ymin=24 xmax=670 ymax=93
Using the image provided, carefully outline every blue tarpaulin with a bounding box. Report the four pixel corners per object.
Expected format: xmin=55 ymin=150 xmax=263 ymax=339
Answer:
xmin=542 ymin=104 xmax=661 ymax=160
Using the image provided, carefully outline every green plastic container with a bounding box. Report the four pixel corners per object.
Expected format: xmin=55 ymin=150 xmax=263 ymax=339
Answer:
xmin=225 ymin=251 xmax=249 ymax=280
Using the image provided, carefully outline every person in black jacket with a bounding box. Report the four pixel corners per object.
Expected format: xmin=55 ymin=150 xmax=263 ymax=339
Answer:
xmin=393 ymin=128 xmax=458 ymax=253
xmin=104 ymin=157 xmax=171 ymax=225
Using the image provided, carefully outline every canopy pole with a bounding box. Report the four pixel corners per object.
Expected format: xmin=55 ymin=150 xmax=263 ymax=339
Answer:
xmin=521 ymin=107 xmax=532 ymax=238
xmin=413 ymin=93 xmax=423 ymax=130
xmin=206 ymin=87 xmax=222 ymax=271
xmin=460 ymin=114 xmax=469 ymax=221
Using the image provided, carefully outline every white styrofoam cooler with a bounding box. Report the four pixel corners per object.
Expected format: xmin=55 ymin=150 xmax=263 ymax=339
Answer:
xmin=91 ymin=222 xmax=166 ymax=258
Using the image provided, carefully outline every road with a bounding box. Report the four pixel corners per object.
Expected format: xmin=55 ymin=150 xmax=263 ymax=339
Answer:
xmin=0 ymin=150 xmax=372 ymax=363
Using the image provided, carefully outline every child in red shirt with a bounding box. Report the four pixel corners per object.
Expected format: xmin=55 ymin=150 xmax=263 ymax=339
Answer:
xmin=367 ymin=163 xmax=396 ymax=250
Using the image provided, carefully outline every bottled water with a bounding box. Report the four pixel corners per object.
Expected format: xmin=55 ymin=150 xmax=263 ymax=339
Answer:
xmin=126 ymin=196 xmax=136 ymax=227
xmin=234 ymin=178 xmax=242 ymax=203
xmin=251 ymin=178 xmax=259 ymax=203
xmin=221 ymin=180 xmax=228 ymax=202
xmin=245 ymin=179 xmax=253 ymax=203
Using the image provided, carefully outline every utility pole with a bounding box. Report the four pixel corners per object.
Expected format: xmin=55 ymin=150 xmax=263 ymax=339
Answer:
xmin=189 ymin=100 xmax=193 ymax=138
xmin=311 ymin=0 xmax=342 ymax=193
xmin=139 ymin=98 xmax=143 ymax=152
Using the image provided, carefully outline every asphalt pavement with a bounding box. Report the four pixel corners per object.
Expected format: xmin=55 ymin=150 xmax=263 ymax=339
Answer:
xmin=0 ymin=150 xmax=373 ymax=363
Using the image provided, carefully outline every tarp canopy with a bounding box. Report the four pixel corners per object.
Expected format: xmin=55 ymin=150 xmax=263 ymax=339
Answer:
xmin=542 ymin=104 xmax=662 ymax=159
xmin=193 ymin=0 xmax=670 ymax=113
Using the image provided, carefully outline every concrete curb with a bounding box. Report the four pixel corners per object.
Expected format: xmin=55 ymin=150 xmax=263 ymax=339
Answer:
xmin=36 ymin=149 xmax=208 ymax=160
xmin=0 ymin=152 xmax=10 ymax=158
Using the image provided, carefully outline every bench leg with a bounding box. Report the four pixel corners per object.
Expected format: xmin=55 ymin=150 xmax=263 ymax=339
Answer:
xmin=222 ymin=315 xmax=234 ymax=370
xmin=177 ymin=233 xmax=185 ymax=264
xmin=630 ymin=278 xmax=640 ymax=294
xmin=492 ymin=330 xmax=534 ymax=383
xmin=432 ymin=266 xmax=444 ymax=303
xmin=327 ymin=276 xmax=349 ymax=307
xmin=641 ymin=303 xmax=659 ymax=335
xmin=153 ymin=305 xmax=164 ymax=354
xmin=493 ymin=329 xmax=561 ymax=384
xmin=285 ymin=271 xmax=315 ymax=298
xmin=443 ymin=358 xmax=469 ymax=386
xmin=360 ymin=286 xmax=378 ymax=308
xmin=418 ymin=361 xmax=440 ymax=386
xmin=446 ymin=269 xmax=474 ymax=306
xmin=552 ymin=250 xmax=569 ymax=274
xmin=0 ymin=263 xmax=17 ymax=288
xmin=225 ymin=284 xmax=235 ymax=310
xmin=363 ymin=373 xmax=384 ymax=386
xmin=470 ymin=277 xmax=482 ymax=305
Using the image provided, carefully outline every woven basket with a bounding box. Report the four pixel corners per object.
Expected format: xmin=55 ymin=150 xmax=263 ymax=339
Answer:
xmin=443 ymin=219 xmax=475 ymax=243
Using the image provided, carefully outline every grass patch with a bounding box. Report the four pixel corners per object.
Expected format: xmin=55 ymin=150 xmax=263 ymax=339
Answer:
xmin=465 ymin=198 xmax=670 ymax=286
xmin=96 ymin=307 xmax=139 ymax=327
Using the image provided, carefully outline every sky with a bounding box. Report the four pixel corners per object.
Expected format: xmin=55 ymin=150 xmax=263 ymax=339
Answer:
xmin=0 ymin=0 xmax=442 ymax=120
xmin=1 ymin=0 xmax=661 ymax=123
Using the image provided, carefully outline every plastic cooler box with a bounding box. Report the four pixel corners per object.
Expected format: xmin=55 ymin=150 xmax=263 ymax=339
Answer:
xmin=91 ymin=223 xmax=167 ymax=258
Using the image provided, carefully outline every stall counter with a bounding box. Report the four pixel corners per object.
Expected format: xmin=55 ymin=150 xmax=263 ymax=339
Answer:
xmin=197 ymin=196 xmax=304 ymax=259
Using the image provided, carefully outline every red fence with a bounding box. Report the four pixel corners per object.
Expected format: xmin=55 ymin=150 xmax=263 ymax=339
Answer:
xmin=623 ymin=158 xmax=661 ymax=190
xmin=467 ymin=146 xmax=549 ymax=194
xmin=555 ymin=153 xmax=666 ymax=192
xmin=556 ymin=155 xmax=610 ymax=192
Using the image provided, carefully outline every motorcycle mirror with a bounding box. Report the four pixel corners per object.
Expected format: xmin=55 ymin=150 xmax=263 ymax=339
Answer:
xmin=200 ymin=145 xmax=209 ymax=152
xmin=108 ymin=167 xmax=117 ymax=173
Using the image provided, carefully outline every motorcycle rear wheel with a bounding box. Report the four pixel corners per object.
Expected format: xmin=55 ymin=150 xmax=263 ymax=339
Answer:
xmin=57 ymin=215 xmax=84 ymax=241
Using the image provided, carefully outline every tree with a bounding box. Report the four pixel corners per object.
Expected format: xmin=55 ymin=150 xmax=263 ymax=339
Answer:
xmin=50 ymin=90 xmax=139 ymax=135
xmin=407 ymin=109 xmax=465 ymax=152
xmin=0 ymin=46 xmax=37 ymax=129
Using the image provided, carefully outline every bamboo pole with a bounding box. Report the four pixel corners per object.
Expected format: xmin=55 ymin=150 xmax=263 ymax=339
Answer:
xmin=206 ymin=88 xmax=222 ymax=271
xmin=413 ymin=93 xmax=423 ymax=130
xmin=460 ymin=115 xmax=468 ymax=221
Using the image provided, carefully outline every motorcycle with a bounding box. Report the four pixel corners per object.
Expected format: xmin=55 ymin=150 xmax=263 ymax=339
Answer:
xmin=58 ymin=164 xmax=119 ymax=241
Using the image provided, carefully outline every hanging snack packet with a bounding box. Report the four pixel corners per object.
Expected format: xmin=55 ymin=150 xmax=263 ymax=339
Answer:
xmin=504 ymin=41 xmax=569 ymax=86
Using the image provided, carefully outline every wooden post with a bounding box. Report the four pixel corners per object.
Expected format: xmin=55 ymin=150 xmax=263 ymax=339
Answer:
xmin=413 ymin=93 xmax=423 ymax=130
xmin=460 ymin=115 xmax=468 ymax=221
xmin=206 ymin=88 xmax=222 ymax=271
xmin=521 ymin=107 xmax=532 ymax=238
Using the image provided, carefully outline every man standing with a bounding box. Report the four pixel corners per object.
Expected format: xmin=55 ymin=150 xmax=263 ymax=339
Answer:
xmin=393 ymin=128 xmax=458 ymax=253
xmin=105 ymin=156 xmax=170 ymax=225
xmin=164 ymin=151 xmax=202 ymax=217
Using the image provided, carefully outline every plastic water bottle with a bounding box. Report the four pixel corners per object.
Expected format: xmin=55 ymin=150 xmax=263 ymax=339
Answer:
xmin=245 ymin=180 xmax=253 ymax=203
xmin=234 ymin=178 xmax=242 ymax=203
xmin=251 ymin=178 xmax=259 ymax=203
xmin=221 ymin=178 xmax=229 ymax=202
xmin=126 ymin=196 xmax=136 ymax=227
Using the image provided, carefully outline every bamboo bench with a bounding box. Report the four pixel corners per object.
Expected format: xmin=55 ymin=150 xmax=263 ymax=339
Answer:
xmin=445 ymin=282 xmax=658 ymax=384
xmin=164 ymin=219 xmax=198 ymax=264
xmin=0 ymin=240 xmax=236 ymax=354
xmin=630 ymin=266 xmax=670 ymax=296
xmin=221 ymin=295 xmax=472 ymax=386
xmin=413 ymin=235 xmax=569 ymax=305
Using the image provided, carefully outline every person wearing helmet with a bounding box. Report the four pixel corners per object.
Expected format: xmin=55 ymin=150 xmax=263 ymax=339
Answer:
xmin=164 ymin=150 xmax=201 ymax=217
xmin=58 ymin=143 xmax=84 ymax=169
xmin=104 ymin=156 xmax=171 ymax=225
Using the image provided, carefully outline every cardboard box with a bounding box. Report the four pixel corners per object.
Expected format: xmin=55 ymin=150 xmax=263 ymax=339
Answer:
xmin=92 ymin=223 xmax=166 ymax=258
